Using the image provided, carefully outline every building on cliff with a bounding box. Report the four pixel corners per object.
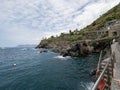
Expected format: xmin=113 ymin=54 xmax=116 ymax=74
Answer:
xmin=85 ymin=20 xmax=120 ymax=39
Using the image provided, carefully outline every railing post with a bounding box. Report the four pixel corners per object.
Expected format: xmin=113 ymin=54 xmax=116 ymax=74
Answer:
xmin=111 ymin=57 xmax=114 ymax=77
xmin=111 ymin=51 xmax=116 ymax=78
xmin=107 ymin=65 xmax=111 ymax=90
xmin=97 ymin=51 xmax=103 ymax=72
xmin=112 ymin=52 xmax=116 ymax=63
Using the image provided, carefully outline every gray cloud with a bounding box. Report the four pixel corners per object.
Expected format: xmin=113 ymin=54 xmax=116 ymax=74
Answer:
xmin=0 ymin=0 xmax=120 ymax=47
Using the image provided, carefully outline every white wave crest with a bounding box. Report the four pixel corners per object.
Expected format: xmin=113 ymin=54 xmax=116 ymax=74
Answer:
xmin=21 ymin=48 xmax=27 ymax=51
xmin=53 ymin=55 xmax=71 ymax=60
xmin=78 ymin=82 xmax=94 ymax=90
xmin=86 ymin=82 xmax=94 ymax=90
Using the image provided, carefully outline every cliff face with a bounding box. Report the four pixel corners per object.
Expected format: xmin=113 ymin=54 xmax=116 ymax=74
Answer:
xmin=36 ymin=3 xmax=120 ymax=57
xmin=36 ymin=37 xmax=113 ymax=57
xmin=36 ymin=40 xmax=91 ymax=56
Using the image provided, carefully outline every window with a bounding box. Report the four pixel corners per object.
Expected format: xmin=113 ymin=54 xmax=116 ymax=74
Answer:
xmin=112 ymin=32 xmax=117 ymax=36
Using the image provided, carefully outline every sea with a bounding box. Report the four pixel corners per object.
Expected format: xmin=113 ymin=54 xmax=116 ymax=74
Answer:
xmin=0 ymin=47 xmax=99 ymax=90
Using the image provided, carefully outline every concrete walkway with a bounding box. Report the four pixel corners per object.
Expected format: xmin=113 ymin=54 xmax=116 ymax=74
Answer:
xmin=111 ymin=42 xmax=120 ymax=90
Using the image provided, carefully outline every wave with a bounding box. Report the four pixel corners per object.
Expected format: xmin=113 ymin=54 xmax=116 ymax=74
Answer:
xmin=21 ymin=48 xmax=27 ymax=51
xmin=0 ymin=47 xmax=5 ymax=50
xmin=53 ymin=55 xmax=71 ymax=60
xmin=77 ymin=82 xmax=94 ymax=90
xmin=86 ymin=82 xmax=94 ymax=90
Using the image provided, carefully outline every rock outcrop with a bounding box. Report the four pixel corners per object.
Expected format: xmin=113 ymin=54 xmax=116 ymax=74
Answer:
xmin=36 ymin=38 xmax=112 ymax=57
xmin=36 ymin=40 xmax=95 ymax=57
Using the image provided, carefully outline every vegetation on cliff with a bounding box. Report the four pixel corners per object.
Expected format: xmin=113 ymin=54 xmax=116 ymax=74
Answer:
xmin=82 ymin=3 xmax=120 ymax=32
xmin=36 ymin=3 xmax=120 ymax=57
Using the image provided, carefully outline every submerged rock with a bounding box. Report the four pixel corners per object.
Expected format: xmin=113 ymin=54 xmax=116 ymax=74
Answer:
xmin=40 ymin=50 xmax=48 ymax=53
xmin=90 ymin=69 xmax=97 ymax=76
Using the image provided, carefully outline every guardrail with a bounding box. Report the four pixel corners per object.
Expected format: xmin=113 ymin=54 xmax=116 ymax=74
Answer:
xmin=92 ymin=51 xmax=115 ymax=90
xmin=97 ymin=51 xmax=103 ymax=72
xmin=92 ymin=58 xmax=110 ymax=90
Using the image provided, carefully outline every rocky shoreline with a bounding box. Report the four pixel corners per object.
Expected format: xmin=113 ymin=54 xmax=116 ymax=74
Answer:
xmin=36 ymin=39 xmax=111 ymax=57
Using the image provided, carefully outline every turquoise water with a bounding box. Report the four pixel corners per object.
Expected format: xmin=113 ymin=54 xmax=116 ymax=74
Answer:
xmin=0 ymin=47 xmax=99 ymax=90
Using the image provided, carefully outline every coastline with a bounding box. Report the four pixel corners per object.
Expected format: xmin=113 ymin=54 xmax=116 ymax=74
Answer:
xmin=36 ymin=38 xmax=113 ymax=57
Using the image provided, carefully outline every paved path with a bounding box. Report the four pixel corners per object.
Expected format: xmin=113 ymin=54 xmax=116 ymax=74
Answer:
xmin=111 ymin=42 xmax=120 ymax=90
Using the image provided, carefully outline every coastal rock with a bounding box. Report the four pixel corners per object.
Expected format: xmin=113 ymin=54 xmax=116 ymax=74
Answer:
xmin=60 ymin=42 xmax=91 ymax=57
xmin=40 ymin=50 xmax=48 ymax=53
xmin=36 ymin=43 xmax=48 ymax=49
xmin=36 ymin=38 xmax=112 ymax=57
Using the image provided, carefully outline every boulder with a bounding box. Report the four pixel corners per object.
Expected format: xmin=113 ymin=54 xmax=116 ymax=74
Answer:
xmin=40 ymin=50 xmax=48 ymax=53
xmin=60 ymin=42 xmax=91 ymax=57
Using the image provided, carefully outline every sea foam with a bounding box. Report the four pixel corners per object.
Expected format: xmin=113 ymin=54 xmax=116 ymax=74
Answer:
xmin=53 ymin=55 xmax=71 ymax=60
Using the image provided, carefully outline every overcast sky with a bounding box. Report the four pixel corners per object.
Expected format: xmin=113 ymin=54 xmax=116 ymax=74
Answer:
xmin=0 ymin=0 xmax=120 ymax=47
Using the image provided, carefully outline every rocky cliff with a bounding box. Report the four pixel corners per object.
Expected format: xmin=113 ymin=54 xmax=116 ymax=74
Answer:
xmin=36 ymin=3 xmax=120 ymax=57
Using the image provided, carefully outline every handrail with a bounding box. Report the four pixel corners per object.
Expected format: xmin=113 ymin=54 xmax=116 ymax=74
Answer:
xmin=92 ymin=58 xmax=111 ymax=90
xmin=97 ymin=51 xmax=103 ymax=72
xmin=92 ymin=43 xmax=116 ymax=90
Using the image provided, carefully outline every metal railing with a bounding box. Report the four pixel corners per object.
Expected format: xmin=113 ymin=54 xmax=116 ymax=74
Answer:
xmin=97 ymin=51 xmax=103 ymax=72
xmin=92 ymin=59 xmax=110 ymax=90
xmin=92 ymin=51 xmax=116 ymax=90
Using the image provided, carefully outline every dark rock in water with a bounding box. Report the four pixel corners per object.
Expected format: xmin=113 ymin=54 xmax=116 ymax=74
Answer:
xmin=36 ymin=43 xmax=49 ymax=49
xmin=61 ymin=50 xmax=69 ymax=57
xmin=40 ymin=50 xmax=48 ymax=53
xmin=90 ymin=69 xmax=97 ymax=76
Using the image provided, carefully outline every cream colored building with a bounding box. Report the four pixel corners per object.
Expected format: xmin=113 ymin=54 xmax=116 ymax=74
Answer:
xmin=108 ymin=25 xmax=120 ymax=37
